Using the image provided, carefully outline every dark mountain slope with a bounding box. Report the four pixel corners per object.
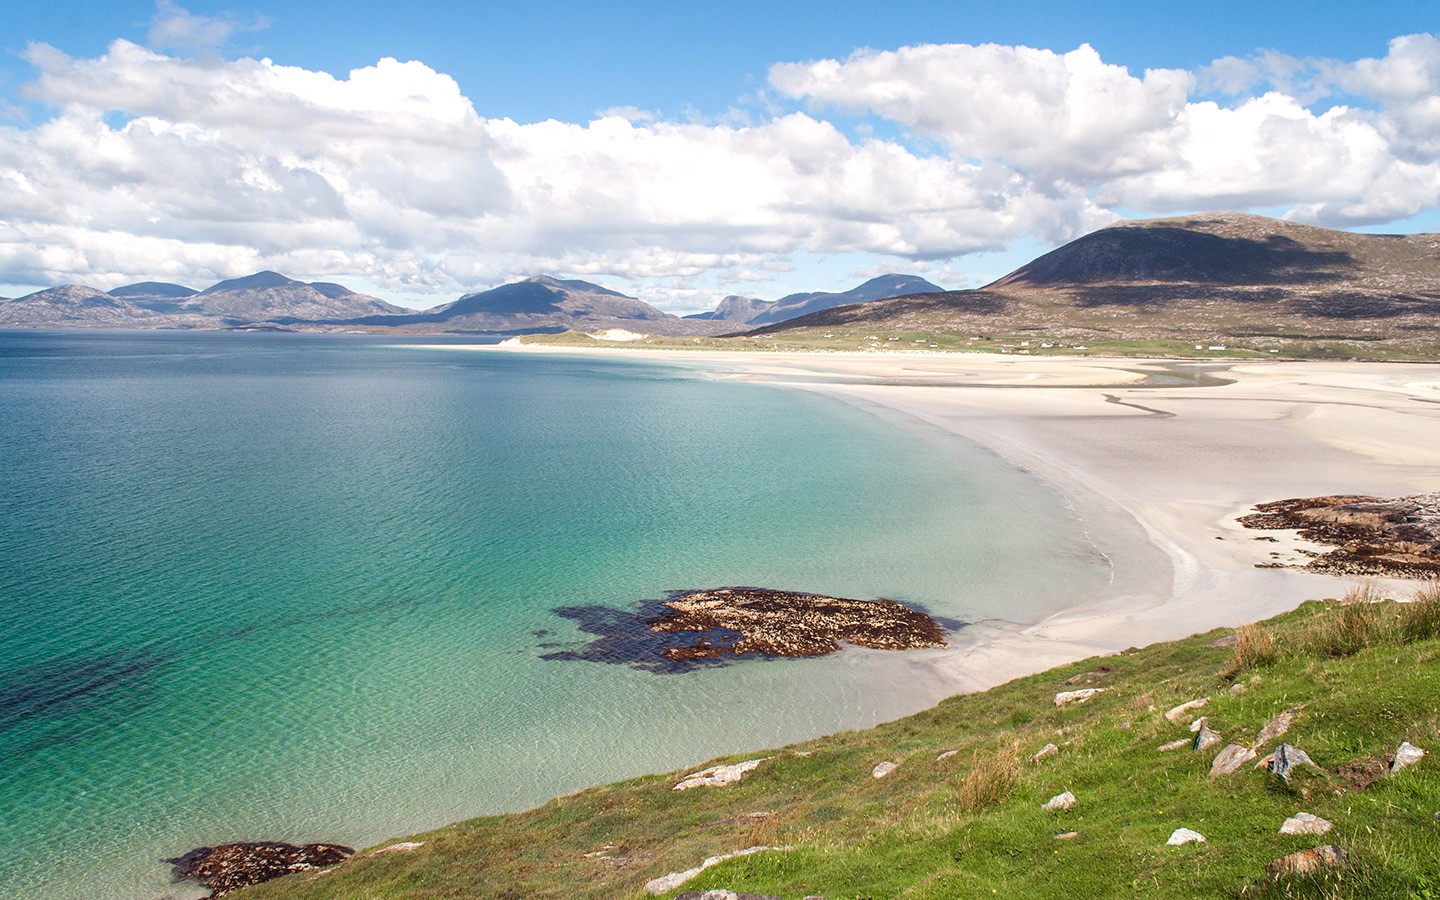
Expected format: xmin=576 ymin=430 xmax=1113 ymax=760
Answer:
xmin=748 ymin=213 xmax=1440 ymax=348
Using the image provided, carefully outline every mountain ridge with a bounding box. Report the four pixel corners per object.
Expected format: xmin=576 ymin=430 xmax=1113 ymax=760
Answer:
xmin=745 ymin=212 xmax=1440 ymax=351
xmin=688 ymin=274 xmax=943 ymax=325
xmin=5 ymin=213 xmax=1440 ymax=345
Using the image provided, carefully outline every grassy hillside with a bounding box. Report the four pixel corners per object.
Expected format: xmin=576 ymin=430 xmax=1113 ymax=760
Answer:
xmin=743 ymin=213 xmax=1440 ymax=359
xmin=238 ymin=584 xmax=1440 ymax=899
xmin=513 ymin=328 xmax=1440 ymax=361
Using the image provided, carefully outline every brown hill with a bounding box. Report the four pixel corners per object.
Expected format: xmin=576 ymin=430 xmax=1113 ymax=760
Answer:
xmin=746 ymin=212 xmax=1440 ymax=350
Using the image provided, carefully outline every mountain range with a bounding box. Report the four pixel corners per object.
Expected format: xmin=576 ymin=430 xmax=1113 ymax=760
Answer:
xmin=6 ymin=212 xmax=1439 ymax=345
xmin=0 ymin=270 xmax=936 ymax=335
xmin=0 ymin=272 xmax=404 ymax=330
xmin=685 ymin=274 xmax=942 ymax=325
xmin=749 ymin=212 xmax=1440 ymax=350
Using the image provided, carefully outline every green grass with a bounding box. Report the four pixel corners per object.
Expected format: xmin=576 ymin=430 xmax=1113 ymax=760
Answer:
xmin=242 ymin=591 xmax=1440 ymax=899
xmin=517 ymin=330 xmax=1440 ymax=361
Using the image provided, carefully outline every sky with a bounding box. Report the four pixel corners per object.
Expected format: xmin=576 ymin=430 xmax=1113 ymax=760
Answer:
xmin=2 ymin=0 xmax=1439 ymax=312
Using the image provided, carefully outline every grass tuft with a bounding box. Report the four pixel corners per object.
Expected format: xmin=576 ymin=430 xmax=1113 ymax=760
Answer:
xmin=954 ymin=741 xmax=1021 ymax=814
xmin=1225 ymin=624 xmax=1278 ymax=677
xmin=1306 ymin=584 xmax=1397 ymax=658
xmin=1399 ymin=580 xmax=1440 ymax=644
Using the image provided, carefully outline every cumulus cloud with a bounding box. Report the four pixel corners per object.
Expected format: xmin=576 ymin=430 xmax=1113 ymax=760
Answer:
xmin=3 ymin=39 xmax=1102 ymax=296
xmin=773 ymin=37 xmax=1440 ymax=229
xmin=771 ymin=43 xmax=1195 ymax=182
xmin=2 ymin=34 xmax=1439 ymax=302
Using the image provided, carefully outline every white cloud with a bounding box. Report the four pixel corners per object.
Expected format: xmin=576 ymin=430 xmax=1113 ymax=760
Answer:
xmin=771 ymin=43 xmax=1195 ymax=182
xmin=2 ymin=40 xmax=1096 ymax=297
xmin=2 ymin=35 xmax=1438 ymax=304
xmin=773 ymin=37 xmax=1440 ymax=229
xmin=148 ymin=0 xmax=269 ymax=53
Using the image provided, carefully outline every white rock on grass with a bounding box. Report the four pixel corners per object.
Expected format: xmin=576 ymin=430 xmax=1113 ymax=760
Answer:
xmin=365 ymin=842 xmax=424 ymax=857
xmin=1165 ymin=698 xmax=1209 ymax=724
xmin=1255 ymin=709 xmax=1297 ymax=747
xmin=1194 ymin=722 xmax=1223 ymax=752
xmin=1392 ymin=741 xmax=1425 ymax=773
xmin=644 ymin=846 xmax=786 ymax=895
xmin=1031 ymin=743 xmax=1059 ymax=763
xmin=1280 ymin=812 xmax=1334 ymax=836
xmin=1209 ymin=743 xmax=1257 ymax=777
xmin=1189 ymin=716 xmax=1208 ymax=733
xmin=1054 ymin=688 xmax=1106 ymax=707
xmin=871 ymin=761 xmax=897 ymax=779
xmin=1042 ymin=791 xmax=1076 ymax=811
xmin=674 ymin=759 xmax=767 ymax=791
xmin=1158 ymin=739 xmax=1191 ymax=752
xmin=1167 ymin=828 xmax=1206 ymax=846
xmin=1260 ymin=743 xmax=1317 ymax=783
xmin=936 ymin=749 xmax=958 ymax=761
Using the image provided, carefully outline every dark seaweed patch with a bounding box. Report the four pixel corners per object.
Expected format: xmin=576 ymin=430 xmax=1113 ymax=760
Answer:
xmin=539 ymin=600 xmax=741 ymax=673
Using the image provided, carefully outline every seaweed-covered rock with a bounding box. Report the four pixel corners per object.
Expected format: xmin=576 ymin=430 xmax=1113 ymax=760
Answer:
xmin=1240 ymin=494 xmax=1440 ymax=577
xmin=167 ymin=841 xmax=353 ymax=897
xmin=652 ymin=588 xmax=946 ymax=660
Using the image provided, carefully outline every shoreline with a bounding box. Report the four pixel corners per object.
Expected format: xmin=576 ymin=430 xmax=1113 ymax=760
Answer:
xmin=482 ymin=343 xmax=1440 ymax=695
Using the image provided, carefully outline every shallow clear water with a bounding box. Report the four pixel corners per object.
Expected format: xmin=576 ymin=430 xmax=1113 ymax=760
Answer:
xmin=0 ymin=330 xmax=1108 ymax=898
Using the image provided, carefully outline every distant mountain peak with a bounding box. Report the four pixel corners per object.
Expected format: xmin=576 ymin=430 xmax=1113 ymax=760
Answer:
xmin=201 ymin=271 xmax=301 ymax=294
xmin=108 ymin=281 xmax=198 ymax=299
xmin=526 ymin=275 xmax=635 ymax=300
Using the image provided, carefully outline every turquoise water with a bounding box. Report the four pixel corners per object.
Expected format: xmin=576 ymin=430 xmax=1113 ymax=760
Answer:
xmin=0 ymin=330 xmax=1108 ymax=898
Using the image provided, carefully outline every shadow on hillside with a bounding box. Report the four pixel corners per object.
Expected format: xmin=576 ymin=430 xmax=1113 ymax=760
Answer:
xmin=1015 ymin=229 xmax=1358 ymax=295
xmin=1285 ymin=292 xmax=1440 ymax=320
xmin=741 ymin=291 xmax=1010 ymax=335
xmin=1064 ymin=283 xmax=1440 ymax=319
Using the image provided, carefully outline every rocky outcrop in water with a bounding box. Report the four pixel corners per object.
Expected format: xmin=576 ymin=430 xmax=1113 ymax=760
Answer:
xmin=650 ymin=588 xmax=946 ymax=660
xmin=167 ymin=841 xmax=353 ymax=897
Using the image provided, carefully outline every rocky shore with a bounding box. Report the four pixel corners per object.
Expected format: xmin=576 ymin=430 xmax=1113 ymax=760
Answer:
xmin=1240 ymin=492 xmax=1440 ymax=577
xmin=649 ymin=588 xmax=947 ymax=660
xmin=167 ymin=841 xmax=353 ymax=897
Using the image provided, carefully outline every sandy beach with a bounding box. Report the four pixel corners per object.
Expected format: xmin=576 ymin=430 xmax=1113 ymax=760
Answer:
xmin=484 ymin=344 xmax=1440 ymax=695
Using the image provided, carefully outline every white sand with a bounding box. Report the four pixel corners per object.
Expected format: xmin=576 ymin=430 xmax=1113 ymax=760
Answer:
xmin=481 ymin=344 xmax=1440 ymax=694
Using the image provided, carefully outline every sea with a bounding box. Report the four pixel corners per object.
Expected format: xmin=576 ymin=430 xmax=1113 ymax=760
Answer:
xmin=0 ymin=330 xmax=1110 ymax=898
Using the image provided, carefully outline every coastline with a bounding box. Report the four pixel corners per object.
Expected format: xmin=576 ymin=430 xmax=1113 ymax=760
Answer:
xmin=482 ymin=344 xmax=1440 ymax=695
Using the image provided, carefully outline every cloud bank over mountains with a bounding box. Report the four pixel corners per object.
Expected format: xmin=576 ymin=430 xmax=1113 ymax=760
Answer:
xmin=3 ymin=27 xmax=1438 ymax=302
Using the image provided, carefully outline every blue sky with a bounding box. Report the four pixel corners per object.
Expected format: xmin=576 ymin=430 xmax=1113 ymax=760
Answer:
xmin=3 ymin=0 xmax=1439 ymax=310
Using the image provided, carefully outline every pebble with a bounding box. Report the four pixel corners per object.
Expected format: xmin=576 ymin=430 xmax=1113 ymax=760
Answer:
xmin=1209 ymin=743 xmax=1257 ymax=777
xmin=1054 ymin=688 xmax=1105 ymax=707
xmin=1255 ymin=709 xmax=1297 ymax=747
xmin=1166 ymin=828 xmax=1206 ymax=846
xmin=1279 ymin=812 xmax=1333 ymax=836
xmin=1392 ymin=741 xmax=1426 ymax=773
xmin=1266 ymin=845 xmax=1348 ymax=879
xmin=1165 ymin=698 xmax=1208 ymax=723
xmin=1042 ymin=791 xmax=1076 ymax=811
xmin=675 ymin=759 xmax=768 ymax=791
